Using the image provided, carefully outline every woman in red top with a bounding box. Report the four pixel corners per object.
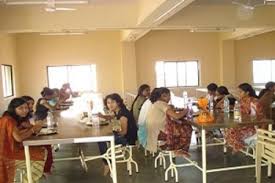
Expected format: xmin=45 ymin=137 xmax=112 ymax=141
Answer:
xmin=0 ymin=98 xmax=45 ymax=183
xmin=225 ymin=83 xmax=263 ymax=152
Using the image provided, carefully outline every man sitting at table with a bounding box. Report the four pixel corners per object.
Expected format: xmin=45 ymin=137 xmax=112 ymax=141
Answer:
xmin=97 ymin=93 xmax=137 ymax=176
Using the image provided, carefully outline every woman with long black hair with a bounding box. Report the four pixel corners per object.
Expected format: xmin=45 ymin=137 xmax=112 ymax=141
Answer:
xmin=98 ymin=93 xmax=137 ymax=175
xmin=0 ymin=98 xmax=45 ymax=183
xmin=225 ymin=83 xmax=264 ymax=152
xmin=131 ymin=84 xmax=150 ymax=122
xmin=146 ymin=87 xmax=191 ymax=154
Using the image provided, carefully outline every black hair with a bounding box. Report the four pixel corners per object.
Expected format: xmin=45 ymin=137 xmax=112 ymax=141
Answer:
xmin=258 ymin=82 xmax=275 ymax=98
xmin=238 ymin=83 xmax=258 ymax=98
xmin=207 ymin=83 xmax=218 ymax=92
xmin=21 ymin=96 xmax=34 ymax=102
xmin=131 ymin=84 xmax=150 ymax=111
xmin=3 ymin=98 xmax=28 ymax=124
xmin=217 ymin=86 xmax=229 ymax=96
xmin=149 ymin=87 xmax=170 ymax=103
xmin=104 ymin=93 xmax=126 ymax=110
xmin=21 ymin=96 xmax=35 ymax=119
xmin=41 ymin=87 xmax=54 ymax=97
xmin=265 ymin=81 xmax=275 ymax=90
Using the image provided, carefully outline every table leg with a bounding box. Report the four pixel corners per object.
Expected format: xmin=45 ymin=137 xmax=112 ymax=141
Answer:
xmin=223 ymin=128 xmax=227 ymax=154
xmin=267 ymin=124 xmax=273 ymax=177
xmin=202 ymin=129 xmax=207 ymax=183
xmin=24 ymin=145 xmax=33 ymax=183
xmin=110 ymin=137 xmax=118 ymax=183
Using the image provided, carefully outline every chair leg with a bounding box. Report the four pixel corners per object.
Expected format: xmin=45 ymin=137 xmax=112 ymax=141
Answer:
xmin=155 ymin=152 xmax=162 ymax=168
xmin=127 ymin=146 xmax=139 ymax=175
xmin=164 ymin=151 xmax=178 ymax=182
xmin=79 ymin=148 xmax=88 ymax=172
xmin=256 ymin=143 xmax=262 ymax=183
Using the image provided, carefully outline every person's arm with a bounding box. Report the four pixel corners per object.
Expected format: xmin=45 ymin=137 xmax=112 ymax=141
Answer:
xmin=118 ymin=116 xmax=128 ymax=136
xmin=14 ymin=123 xmax=43 ymax=142
xmin=166 ymin=107 xmax=188 ymax=120
xmin=40 ymin=99 xmax=55 ymax=111
xmin=98 ymin=112 xmax=115 ymax=120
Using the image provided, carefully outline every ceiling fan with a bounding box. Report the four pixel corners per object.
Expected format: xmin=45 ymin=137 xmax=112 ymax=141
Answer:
xmin=232 ymin=0 xmax=275 ymax=10
xmin=45 ymin=0 xmax=76 ymax=12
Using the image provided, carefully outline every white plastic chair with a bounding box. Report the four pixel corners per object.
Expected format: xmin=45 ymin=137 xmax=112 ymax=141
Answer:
xmin=14 ymin=168 xmax=25 ymax=183
xmin=256 ymin=129 xmax=275 ymax=183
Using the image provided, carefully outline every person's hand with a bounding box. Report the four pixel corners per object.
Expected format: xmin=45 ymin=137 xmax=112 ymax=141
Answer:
xmin=98 ymin=112 xmax=105 ymax=118
xmin=33 ymin=124 xmax=43 ymax=134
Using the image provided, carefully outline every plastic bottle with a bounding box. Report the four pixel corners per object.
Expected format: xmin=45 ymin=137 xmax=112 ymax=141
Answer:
xmin=224 ymin=96 xmax=230 ymax=113
xmin=234 ymin=101 xmax=241 ymax=121
xmin=187 ymin=98 xmax=193 ymax=119
xmin=47 ymin=111 xmax=54 ymax=129
xmin=209 ymin=95 xmax=214 ymax=112
xmin=183 ymin=91 xmax=188 ymax=107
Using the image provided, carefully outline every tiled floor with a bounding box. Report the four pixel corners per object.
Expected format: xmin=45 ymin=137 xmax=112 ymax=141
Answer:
xmin=40 ymin=143 xmax=275 ymax=183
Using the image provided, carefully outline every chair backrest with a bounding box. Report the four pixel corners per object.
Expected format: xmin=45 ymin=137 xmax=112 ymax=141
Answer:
xmin=257 ymin=129 xmax=275 ymax=164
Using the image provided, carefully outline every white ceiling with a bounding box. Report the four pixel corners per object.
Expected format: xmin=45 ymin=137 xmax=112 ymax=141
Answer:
xmin=0 ymin=0 xmax=274 ymax=40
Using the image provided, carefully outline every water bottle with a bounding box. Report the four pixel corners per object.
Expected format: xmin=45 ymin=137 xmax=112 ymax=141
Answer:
xmin=92 ymin=114 xmax=100 ymax=128
xmin=187 ymin=98 xmax=193 ymax=119
xmin=234 ymin=101 xmax=241 ymax=121
xmin=183 ymin=91 xmax=188 ymax=107
xmin=47 ymin=111 xmax=54 ymax=129
xmin=224 ymin=96 xmax=230 ymax=113
xmin=209 ymin=95 xmax=214 ymax=112
xmin=250 ymin=102 xmax=256 ymax=117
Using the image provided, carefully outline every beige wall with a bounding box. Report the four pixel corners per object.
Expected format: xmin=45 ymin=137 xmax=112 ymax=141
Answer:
xmin=235 ymin=31 xmax=275 ymax=85
xmin=121 ymin=42 xmax=137 ymax=94
xmin=0 ymin=34 xmax=18 ymax=113
xmin=220 ymin=40 xmax=236 ymax=87
xmin=16 ymin=31 xmax=124 ymax=100
xmin=135 ymin=30 xmax=221 ymax=90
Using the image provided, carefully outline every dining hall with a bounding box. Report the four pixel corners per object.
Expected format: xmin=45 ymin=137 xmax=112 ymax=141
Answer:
xmin=0 ymin=0 xmax=275 ymax=183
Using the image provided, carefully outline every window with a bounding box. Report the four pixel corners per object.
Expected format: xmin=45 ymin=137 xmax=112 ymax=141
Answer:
xmin=1 ymin=65 xmax=14 ymax=97
xmin=252 ymin=60 xmax=275 ymax=84
xmin=155 ymin=61 xmax=199 ymax=87
xmin=47 ymin=65 xmax=97 ymax=92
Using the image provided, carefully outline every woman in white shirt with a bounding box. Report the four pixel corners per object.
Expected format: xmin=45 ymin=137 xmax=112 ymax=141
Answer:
xmin=146 ymin=87 xmax=188 ymax=153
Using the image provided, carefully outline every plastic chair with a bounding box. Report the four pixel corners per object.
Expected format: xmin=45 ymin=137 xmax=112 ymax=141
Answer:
xmin=256 ymin=129 xmax=275 ymax=183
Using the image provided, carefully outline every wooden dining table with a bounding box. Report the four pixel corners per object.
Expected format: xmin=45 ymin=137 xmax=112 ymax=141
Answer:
xmin=184 ymin=111 xmax=274 ymax=183
xmin=23 ymin=109 xmax=118 ymax=183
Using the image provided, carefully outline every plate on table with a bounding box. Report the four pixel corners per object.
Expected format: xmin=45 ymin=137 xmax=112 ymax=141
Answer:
xmin=86 ymin=120 xmax=109 ymax=126
xmin=37 ymin=128 xmax=58 ymax=136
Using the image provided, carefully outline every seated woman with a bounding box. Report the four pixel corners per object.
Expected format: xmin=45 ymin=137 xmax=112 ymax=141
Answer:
xmin=98 ymin=93 xmax=137 ymax=175
xmin=34 ymin=87 xmax=57 ymax=120
xmin=215 ymin=86 xmax=236 ymax=111
xmin=258 ymin=81 xmax=275 ymax=119
xmin=131 ymin=84 xmax=150 ymax=123
xmin=0 ymin=98 xmax=45 ymax=183
xmin=22 ymin=96 xmax=53 ymax=175
xmin=146 ymin=87 xmax=190 ymax=154
xmin=137 ymin=88 xmax=159 ymax=149
xmin=225 ymin=83 xmax=264 ymax=152
xmin=59 ymin=83 xmax=78 ymax=102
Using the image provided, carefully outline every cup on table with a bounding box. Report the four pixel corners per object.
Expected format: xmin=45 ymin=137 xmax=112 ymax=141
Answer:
xmin=91 ymin=114 xmax=100 ymax=127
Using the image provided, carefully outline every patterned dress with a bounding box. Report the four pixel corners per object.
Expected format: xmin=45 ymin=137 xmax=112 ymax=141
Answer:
xmin=0 ymin=115 xmax=45 ymax=183
xmin=225 ymin=96 xmax=263 ymax=152
xmin=164 ymin=117 xmax=193 ymax=153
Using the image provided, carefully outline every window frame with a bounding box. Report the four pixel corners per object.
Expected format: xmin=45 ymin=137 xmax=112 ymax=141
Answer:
xmin=46 ymin=64 xmax=97 ymax=92
xmin=156 ymin=60 xmax=200 ymax=88
xmin=1 ymin=64 xmax=14 ymax=98
xmin=252 ymin=59 xmax=275 ymax=85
